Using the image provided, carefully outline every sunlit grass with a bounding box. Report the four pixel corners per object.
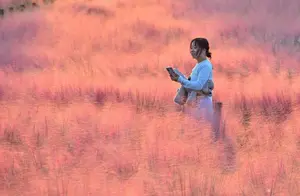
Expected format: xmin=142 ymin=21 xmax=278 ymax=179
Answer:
xmin=0 ymin=0 xmax=300 ymax=195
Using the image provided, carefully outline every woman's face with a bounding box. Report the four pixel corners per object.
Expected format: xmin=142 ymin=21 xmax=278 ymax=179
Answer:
xmin=190 ymin=41 xmax=201 ymax=59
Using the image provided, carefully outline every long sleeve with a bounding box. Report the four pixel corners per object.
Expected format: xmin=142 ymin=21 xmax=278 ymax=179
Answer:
xmin=177 ymin=64 xmax=211 ymax=91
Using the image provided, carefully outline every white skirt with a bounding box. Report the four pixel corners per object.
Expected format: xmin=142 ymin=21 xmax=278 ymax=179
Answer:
xmin=184 ymin=96 xmax=214 ymax=123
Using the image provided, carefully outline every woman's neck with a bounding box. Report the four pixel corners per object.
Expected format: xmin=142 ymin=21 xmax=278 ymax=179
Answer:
xmin=197 ymin=57 xmax=207 ymax=63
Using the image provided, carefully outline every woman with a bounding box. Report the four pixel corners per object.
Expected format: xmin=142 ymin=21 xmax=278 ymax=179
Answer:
xmin=170 ymin=37 xmax=214 ymax=122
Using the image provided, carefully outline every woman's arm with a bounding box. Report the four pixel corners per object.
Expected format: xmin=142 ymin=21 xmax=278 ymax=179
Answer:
xmin=177 ymin=64 xmax=211 ymax=91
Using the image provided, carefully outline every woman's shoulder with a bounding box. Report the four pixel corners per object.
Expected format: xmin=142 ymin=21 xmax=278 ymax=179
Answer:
xmin=205 ymin=59 xmax=213 ymax=65
xmin=200 ymin=59 xmax=213 ymax=69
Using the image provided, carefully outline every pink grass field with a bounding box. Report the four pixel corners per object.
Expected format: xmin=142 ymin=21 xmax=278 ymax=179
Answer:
xmin=0 ymin=0 xmax=300 ymax=195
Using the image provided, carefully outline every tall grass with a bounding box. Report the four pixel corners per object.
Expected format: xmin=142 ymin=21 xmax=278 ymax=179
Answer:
xmin=0 ymin=0 xmax=299 ymax=195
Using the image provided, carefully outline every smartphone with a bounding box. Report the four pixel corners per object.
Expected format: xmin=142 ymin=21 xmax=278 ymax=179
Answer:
xmin=166 ymin=67 xmax=176 ymax=76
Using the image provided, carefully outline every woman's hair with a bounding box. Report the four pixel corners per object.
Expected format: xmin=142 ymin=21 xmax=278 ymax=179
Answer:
xmin=190 ymin=37 xmax=212 ymax=59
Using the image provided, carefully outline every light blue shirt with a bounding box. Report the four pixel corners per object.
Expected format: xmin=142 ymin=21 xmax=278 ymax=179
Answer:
xmin=178 ymin=59 xmax=213 ymax=91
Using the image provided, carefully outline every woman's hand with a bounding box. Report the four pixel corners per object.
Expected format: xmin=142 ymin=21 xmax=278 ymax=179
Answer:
xmin=170 ymin=72 xmax=179 ymax=82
